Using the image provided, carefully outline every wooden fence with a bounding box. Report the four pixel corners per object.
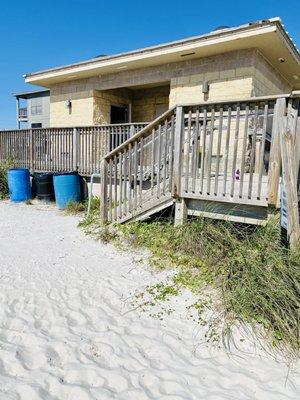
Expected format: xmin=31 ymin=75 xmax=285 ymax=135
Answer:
xmin=0 ymin=123 xmax=147 ymax=175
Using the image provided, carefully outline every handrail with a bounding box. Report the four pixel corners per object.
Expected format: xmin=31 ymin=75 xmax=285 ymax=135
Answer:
xmin=102 ymin=93 xmax=298 ymax=161
xmin=0 ymin=122 xmax=148 ymax=175
xmin=175 ymin=93 xmax=295 ymax=109
xmin=96 ymin=122 xmax=148 ymax=127
xmin=0 ymin=122 xmax=148 ymax=133
xmin=102 ymin=93 xmax=300 ymax=162
xmin=103 ymin=106 xmax=177 ymax=160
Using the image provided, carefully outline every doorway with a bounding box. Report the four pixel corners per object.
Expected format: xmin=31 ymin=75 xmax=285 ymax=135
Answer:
xmin=110 ymin=104 xmax=129 ymax=124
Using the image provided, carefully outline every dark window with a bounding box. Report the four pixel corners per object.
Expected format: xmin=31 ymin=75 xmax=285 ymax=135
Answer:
xmin=110 ymin=105 xmax=128 ymax=124
xmin=31 ymin=123 xmax=42 ymax=128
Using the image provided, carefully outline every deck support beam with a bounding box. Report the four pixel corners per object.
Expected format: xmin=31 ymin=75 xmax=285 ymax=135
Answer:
xmin=280 ymin=102 xmax=300 ymax=249
xmin=172 ymin=106 xmax=185 ymax=198
xmin=268 ymin=97 xmax=287 ymax=207
xmin=174 ymin=198 xmax=187 ymax=226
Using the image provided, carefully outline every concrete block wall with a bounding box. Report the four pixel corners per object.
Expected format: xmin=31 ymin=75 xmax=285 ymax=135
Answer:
xmin=251 ymin=50 xmax=291 ymax=96
xmin=50 ymin=89 xmax=94 ymax=127
xmin=49 ymin=48 xmax=291 ymax=127
xmin=94 ymin=88 xmax=132 ymax=124
xmin=132 ymin=86 xmax=169 ymax=122
xmin=169 ymin=50 xmax=290 ymax=106
xmin=93 ymin=86 xmax=169 ymax=124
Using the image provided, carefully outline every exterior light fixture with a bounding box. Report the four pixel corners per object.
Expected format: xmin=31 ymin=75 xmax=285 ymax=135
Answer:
xmin=278 ymin=57 xmax=285 ymax=63
xmin=66 ymin=100 xmax=72 ymax=109
xmin=202 ymin=81 xmax=210 ymax=94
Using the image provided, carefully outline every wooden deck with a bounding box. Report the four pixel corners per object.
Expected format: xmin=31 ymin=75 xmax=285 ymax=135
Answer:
xmin=0 ymin=94 xmax=299 ymax=235
xmin=100 ymin=95 xmax=300 ymax=228
xmin=105 ymin=172 xmax=269 ymax=226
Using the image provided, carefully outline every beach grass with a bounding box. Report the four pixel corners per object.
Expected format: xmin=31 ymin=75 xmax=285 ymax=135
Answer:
xmin=81 ymin=212 xmax=300 ymax=360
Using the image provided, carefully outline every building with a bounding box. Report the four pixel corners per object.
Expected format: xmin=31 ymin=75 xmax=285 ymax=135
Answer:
xmin=2 ymin=17 xmax=299 ymax=228
xmin=23 ymin=18 xmax=299 ymax=128
xmin=13 ymin=89 xmax=50 ymax=129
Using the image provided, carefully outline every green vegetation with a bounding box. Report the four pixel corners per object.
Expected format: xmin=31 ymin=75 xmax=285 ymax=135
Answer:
xmin=80 ymin=213 xmax=300 ymax=360
xmin=64 ymin=196 xmax=100 ymax=216
xmin=0 ymin=160 xmax=15 ymax=199
xmin=64 ymin=200 xmax=86 ymax=215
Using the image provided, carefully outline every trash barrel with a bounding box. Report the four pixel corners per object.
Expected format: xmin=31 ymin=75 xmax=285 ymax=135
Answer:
xmin=33 ymin=172 xmax=55 ymax=202
xmin=7 ymin=168 xmax=31 ymax=202
xmin=53 ymin=172 xmax=82 ymax=209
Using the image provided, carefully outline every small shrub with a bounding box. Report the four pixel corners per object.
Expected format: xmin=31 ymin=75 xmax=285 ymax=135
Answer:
xmin=78 ymin=196 xmax=100 ymax=227
xmin=0 ymin=159 xmax=15 ymax=199
xmin=64 ymin=200 xmax=86 ymax=215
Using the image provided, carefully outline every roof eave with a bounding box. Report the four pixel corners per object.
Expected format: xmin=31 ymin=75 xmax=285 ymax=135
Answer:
xmin=12 ymin=89 xmax=50 ymax=98
xmin=24 ymin=19 xmax=300 ymax=87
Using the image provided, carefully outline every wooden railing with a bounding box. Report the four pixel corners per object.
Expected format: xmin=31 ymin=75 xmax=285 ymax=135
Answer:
xmin=179 ymin=98 xmax=276 ymax=205
xmin=0 ymin=123 xmax=147 ymax=175
xmin=18 ymin=107 xmax=28 ymax=118
xmin=100 ymin=108 xmax=177 ymax=223
xmin=100 ymin=95 xmax=300 ymax=240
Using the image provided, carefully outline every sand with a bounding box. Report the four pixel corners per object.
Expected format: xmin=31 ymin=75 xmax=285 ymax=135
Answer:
xmin=0 ymin=201 xmax=299 ymax=400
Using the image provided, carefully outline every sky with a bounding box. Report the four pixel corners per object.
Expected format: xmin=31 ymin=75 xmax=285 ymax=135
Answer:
xmin=0 ymin=0 xmax=299 ymax=129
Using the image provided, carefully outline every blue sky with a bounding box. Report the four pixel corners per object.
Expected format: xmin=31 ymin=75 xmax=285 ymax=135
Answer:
xmin=1 ymin=0 xmax=299 ymax=129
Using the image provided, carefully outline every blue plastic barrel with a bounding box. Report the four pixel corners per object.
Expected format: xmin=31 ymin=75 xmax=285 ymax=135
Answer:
xmin=7 ymin=168 xmax=31 ymax=202
xmin=53 ymin=173 xmax=82 ymax=209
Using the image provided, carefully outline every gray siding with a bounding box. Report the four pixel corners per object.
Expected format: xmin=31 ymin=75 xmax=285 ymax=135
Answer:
xmin=27 ymin=92 xmax=50 ymax=128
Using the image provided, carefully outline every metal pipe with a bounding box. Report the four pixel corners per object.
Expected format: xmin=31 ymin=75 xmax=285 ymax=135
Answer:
xmin=87 ymin=173 xmax=101 ymax=218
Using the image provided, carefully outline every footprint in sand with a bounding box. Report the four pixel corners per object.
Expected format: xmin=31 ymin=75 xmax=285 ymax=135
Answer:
xmin=66 ymin=311 xmax=87 ymax=327
xmin=62 ymin=368 xmax=105 ymax=387
xmin=45 ymin=346 xmax=64 ymax=369
xmin=16 ymin=348 xmax=47 ymax=370
xmin=79 ymin=341 xmax=120 ymax=369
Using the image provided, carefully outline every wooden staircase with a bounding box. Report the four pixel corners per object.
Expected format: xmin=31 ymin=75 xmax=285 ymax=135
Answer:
xmin=100 ymin=95 xmax=300 ymax=227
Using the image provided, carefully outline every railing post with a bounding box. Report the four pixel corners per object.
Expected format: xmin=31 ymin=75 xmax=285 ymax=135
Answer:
xmin=280 ymin=104 xmax=300 ymax=249
xmin=29 ymin=128 xmax=34 ymax=173
xmin=174 ymin=198 xmax=188 ymax=226
xmin=293 ymin=99 xmax=300 ymax=194
xmin=73 ymin=128 xmax=79 ymax=171
xmin=172 ymin=106 xmax=185 ymax=198
xmin=268 ymin=97 xmax=287 ymax=206
xmin=130 ymin=124 xmax=135 ymax=137
xmin=105 ymin=127 xmax=111 ymax=154
xmin=100 ymin=158 xmax=108 ymax=224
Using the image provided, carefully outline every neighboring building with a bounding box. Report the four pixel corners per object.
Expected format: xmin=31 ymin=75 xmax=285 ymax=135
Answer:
xmin=13 ymin=90 xmax=50 ymax=129
xmin=23 ymin=18 xmax=300 ymax=128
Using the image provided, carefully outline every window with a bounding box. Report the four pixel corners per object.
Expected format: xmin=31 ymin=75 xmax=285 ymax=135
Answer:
xmin=31 ymin=123 xmax=42 ymax=128
xmin=30 ymin=97 xmax=43 ymax=115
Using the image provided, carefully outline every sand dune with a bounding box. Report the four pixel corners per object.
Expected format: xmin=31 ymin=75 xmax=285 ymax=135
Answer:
xmin=0 ymin=201 xmax=299 ymax=399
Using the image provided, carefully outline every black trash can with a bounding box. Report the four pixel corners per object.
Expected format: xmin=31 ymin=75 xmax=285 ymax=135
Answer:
xmin=32 ymin=172 xmax=55 ymax=202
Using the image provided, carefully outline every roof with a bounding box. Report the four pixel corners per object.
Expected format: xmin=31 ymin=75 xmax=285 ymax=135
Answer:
xmin=24 ymin=18 xmax=300 ymax=89
xmin=13 ymin=89 xmax=50 ymax=99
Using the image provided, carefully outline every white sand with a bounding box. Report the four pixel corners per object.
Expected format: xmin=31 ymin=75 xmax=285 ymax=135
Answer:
xmin=0 ymin=201 xmax=299 ymax=400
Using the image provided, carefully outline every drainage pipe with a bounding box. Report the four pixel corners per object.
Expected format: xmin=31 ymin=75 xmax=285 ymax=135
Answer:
xmin=87 ymin=173 xmax=101 ymax=218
